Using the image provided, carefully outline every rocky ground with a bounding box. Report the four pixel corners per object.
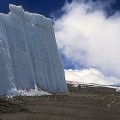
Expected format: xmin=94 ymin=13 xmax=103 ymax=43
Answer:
xmin=0 ymin=84 xmax=120 ymax=120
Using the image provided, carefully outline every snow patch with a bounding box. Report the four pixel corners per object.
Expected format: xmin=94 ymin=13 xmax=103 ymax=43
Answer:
xmin=65 ymin=68 xmax=120 ymax=86
xmin=7 ymin=87 xmax=51 ymax=98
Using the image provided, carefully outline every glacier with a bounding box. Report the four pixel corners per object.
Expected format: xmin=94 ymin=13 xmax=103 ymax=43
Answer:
xmin=0 ymin=4 xmax=67 ymax=95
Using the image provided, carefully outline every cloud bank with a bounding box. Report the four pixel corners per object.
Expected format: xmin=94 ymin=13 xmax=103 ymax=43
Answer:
xmin=54 ymin=0 xmax=120 ymax=84
xmin=54 ymin=0 xmax=120 ymax=85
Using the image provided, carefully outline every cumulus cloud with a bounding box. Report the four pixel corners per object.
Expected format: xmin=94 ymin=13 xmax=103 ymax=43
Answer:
xmin=54 ymin=0 xmax=120 ymax=81
xmin=65 ymin=68 xmax=120 ymax=85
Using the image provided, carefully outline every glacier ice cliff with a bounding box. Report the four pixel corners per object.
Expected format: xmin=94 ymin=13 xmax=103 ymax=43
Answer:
xmin=0 ymin=4 xmax=67 ymax=95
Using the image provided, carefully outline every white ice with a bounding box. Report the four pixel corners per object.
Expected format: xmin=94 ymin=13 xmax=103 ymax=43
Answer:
xmin=0 ymin=4 xmax=67 ymax=96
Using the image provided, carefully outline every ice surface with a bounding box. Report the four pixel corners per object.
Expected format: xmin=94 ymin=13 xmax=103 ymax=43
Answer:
xmin=0 ymin=4 xmax=67 ymax=96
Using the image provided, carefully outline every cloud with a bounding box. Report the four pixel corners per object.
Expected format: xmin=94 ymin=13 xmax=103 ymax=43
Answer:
xmin=65 ymin=68 xmax=120 ymax=85
xmin=54 ymin=0 xmax=120 ymax=80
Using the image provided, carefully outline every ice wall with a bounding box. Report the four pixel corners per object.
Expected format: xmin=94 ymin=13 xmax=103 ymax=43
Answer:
xmin=0 ymin=5 xmax=67 ymax=95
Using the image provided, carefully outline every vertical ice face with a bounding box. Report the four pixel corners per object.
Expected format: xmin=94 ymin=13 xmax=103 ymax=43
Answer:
xmin=0 ymin=5 xmax=67 ymax=95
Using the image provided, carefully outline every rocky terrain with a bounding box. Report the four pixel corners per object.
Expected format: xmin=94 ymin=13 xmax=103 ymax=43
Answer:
xmin=0 ymin=84 xmax=120 ymax=120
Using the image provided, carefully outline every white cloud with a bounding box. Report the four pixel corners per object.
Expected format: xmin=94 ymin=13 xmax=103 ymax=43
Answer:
xmin=54 ymin=1 xmax=120 ymax=81
xmin=65 ymin=68 xmax=120 ymax=85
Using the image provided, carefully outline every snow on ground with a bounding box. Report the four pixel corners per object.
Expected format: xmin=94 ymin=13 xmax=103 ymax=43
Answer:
xmin=6 ymin=86 xmax=51 ymax=98
xmin=65 ymin=68 xmax=120 ymax=85
xmin=65 ymin=68 xmax=120 ymax=92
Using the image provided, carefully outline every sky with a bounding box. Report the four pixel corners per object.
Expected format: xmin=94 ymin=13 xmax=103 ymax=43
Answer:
xmin=0 ymin=0 xmax=120 ymax=85
xmin=0 ymin=0 xmax=72 ymax=17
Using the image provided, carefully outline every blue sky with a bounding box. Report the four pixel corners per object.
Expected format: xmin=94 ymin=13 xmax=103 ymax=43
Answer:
xmin=0 ymin=0 xmax=72 ymax=17
xmin=1 ymin=0 xmax=120 ymax=85
xmin=0 ymin=0 xmax=120 ymax=30
xmin=0 ymin=0 xmax=120 ymax=17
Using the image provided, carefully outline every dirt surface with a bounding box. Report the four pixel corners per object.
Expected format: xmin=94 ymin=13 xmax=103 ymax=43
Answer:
xmin=0 ymin=84 xmax=120 ymax=120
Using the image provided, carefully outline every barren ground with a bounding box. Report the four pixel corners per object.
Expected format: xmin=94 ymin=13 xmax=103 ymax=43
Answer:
xmin=0 ymin=84 xmax=120 ymax=120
